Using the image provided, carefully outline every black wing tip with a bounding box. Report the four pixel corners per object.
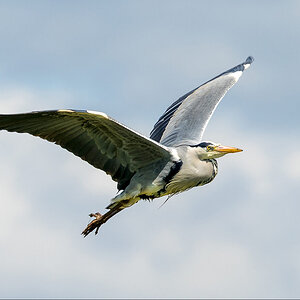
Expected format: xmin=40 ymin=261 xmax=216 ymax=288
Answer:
xmin=223 ymin=55 xmax=254 ymax=75
xmin=245 ymin=56 xmax=254 ymax=64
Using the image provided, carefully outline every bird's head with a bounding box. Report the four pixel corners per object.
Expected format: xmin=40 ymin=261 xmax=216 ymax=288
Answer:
xmin=194 ymin=141 xmax=243 ymax=159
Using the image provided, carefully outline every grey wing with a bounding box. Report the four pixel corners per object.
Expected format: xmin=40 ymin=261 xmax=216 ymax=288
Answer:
xmin=150 ymin=56 xmax=254 ymax=146
xmin=0 ymin=109 xmax=172 ymax=190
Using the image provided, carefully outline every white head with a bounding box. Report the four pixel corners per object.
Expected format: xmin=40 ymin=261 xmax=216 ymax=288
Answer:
xmin=193 ymin=141 xmax=243 ymax=159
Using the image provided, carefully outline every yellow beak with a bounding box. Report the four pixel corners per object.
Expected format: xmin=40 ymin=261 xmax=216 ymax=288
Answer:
xmin=214 ymin=145 xmax=243 ymax=153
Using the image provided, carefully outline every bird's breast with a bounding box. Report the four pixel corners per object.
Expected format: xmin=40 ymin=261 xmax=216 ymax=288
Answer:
xmin=165 ymin=158 xmax=217 ymax=194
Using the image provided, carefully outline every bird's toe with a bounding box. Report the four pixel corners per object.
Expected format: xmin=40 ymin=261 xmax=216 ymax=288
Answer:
xmin=81 ymin=212 xmax=104 ymax=237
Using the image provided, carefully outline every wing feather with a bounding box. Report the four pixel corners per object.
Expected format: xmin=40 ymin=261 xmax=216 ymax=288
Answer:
xmin=0 ymin=109 xmax=172 ymax=190
xmin=150 ymin=56 xmax=254 ymax=146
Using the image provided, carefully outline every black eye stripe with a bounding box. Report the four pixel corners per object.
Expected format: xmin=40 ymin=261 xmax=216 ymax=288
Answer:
xmin=190 ymin=142 xmax=214 ymax=148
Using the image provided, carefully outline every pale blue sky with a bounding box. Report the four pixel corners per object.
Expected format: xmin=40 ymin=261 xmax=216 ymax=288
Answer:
xmin=0 ymin=0 xmax=300 ymax=298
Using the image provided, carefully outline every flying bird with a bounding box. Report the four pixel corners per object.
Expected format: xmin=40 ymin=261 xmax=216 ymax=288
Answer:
xmin=0 ymin=56 xmax=253 ymax=236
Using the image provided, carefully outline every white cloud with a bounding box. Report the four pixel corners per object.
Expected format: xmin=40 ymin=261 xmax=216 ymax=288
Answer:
xmin=0 ymin=1 xmax=300 ymax=297
xmin=284 ymin=151 xmax=300 ymax=181
xmin=0 ymin=86 xmax=73 ymax=113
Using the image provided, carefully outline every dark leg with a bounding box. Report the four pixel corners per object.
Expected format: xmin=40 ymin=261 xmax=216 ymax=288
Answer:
xmin=81 ymin=202 xmax=124 ymax=237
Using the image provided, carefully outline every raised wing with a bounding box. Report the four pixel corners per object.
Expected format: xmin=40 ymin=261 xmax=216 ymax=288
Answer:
xmin=0 ymin=109 xmax=172 ymax=190
xmin=150 ymin=56 xmax=254 ymax=146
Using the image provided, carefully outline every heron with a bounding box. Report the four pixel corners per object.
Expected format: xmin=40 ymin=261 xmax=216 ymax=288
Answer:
xmin=0 ymin=56 xmax=253 ymax=237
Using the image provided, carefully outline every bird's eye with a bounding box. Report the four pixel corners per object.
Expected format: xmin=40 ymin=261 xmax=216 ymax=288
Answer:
xmin=206 ymin=146 xmax=214 ymax=151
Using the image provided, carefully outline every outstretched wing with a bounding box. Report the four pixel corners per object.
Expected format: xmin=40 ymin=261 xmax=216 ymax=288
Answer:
xmin=150 ymin=56 xmax=254 ymax=146
xmin=0 ymin=109 xmax=172 ymax=190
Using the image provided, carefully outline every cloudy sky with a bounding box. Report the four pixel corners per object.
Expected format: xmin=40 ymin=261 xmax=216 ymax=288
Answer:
xmin=0 ymin=0 xmax=300 ymax=298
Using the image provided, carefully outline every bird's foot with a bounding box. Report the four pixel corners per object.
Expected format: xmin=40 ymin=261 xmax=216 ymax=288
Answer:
xmin=81 ymin=204 xmax=124 ymax=237
xmin=81 ymin=212 xmax=104 ymax=237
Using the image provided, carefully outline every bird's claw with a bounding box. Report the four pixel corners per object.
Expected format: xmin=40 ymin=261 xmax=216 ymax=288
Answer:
xmin=81 ymin=212 xmax=103 ymax=237
xmin=89 ymin=212 xmax=102 ymax=218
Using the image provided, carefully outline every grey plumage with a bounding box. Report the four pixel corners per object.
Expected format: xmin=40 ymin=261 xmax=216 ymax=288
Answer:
xmin=0 ymin=56 xmax=253 ymax=236
xmin=151 ymin=56 xmax=253 ymax=146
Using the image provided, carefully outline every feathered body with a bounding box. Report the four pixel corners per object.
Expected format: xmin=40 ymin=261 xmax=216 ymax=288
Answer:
xmin=0 ymin=56 xmax=253 ymax=236
xmin=108 ymin=145 xmax=218 ymax=208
